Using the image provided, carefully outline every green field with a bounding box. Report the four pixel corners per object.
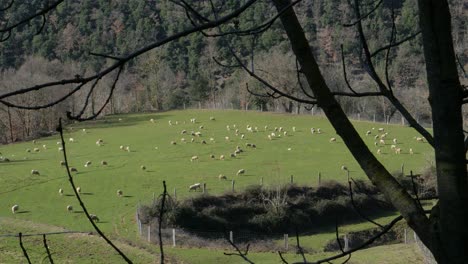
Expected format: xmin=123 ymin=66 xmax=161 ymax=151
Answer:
xmin=0 ymin=110 xmax=432 ymax=262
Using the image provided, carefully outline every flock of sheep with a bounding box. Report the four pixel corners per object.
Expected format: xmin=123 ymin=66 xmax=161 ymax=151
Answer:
xmin=9 ymin=114 xmax=425 ymax=217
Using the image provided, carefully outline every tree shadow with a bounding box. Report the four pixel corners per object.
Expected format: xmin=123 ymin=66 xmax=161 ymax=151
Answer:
xmin=17 ymin=211 xmax=30 ymax=214
xmin=81 ymin=192 xmax=93 ymax=195
xmin=122 ymin=195 xmax=134 ymax=198
xmin=73 ymin=211 xmax=84 ymax=213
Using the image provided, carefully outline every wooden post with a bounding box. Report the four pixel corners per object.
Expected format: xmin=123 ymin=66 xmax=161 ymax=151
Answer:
xmin=290 ymin=175 xmax=294 ymax=184
xmin=344 ymin=235 xmax=349 ymax=251
xmin=203 ymin=183 xmax=206 ymax=194
xmin=404 ymin=228 xmax=407 ymax=244
xmin=231 ymin=180 xmax=235 ymax=192
xmin=284 ymin=234 xmax=289 ymax=250
xmin=153 ymin=192 xmax=155 ymax=204
xmin=174 ymin=188 xmax=177 ymax=200
xmin=147 ymin=225 xmax=151 ymax=242
xmin=312 ymin=107 xmax=315 ymax=115
xmin=401 ymin=164 xmax=405 ymax=175
xmin=318 ymin=172 xmax=321 ymax=186
xmin=401 ymin=116 xmax=405 ymax=125
xmin=347 ymin=170 xmax=350 ymax=182
xmin=172 ymin=228 xmax=176 ymax=247
xmin=357 ymin=113 xmax=360 ymax=121
xmin=260 ymin=177 xmax=263 ymax=186
xmin=373 ymin=113 xmax=376 ymax=123
xmin=138 ymin=219 xmax=142 ymax=236
xmin=229 ymin=231 xmax=234 ymax=244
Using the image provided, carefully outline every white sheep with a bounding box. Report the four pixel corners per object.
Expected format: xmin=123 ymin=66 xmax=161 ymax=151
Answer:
xmin=181 ymin=138 xmax=186 ymax=143
xmin=292 ymin=127 xmax=296 ymax=132
xmin=219 ymin=155 xmax=225 ymax=160
xmin=33 ymin=140 xmax=37 ymax=144
xmin=225 ymin=136 xmax=230 ymax=141
xmin=84 ymin=161 xmax=92 ymax=167
xmin=120 ymin=145 xmax=124 ymax=150
xmin=125 ymin=146 xmax=131 ymax=152
xmin=264 ymin=125 xmax=268 ymax=131
xmin=34 ymin=148 xmax=40 ymax=152
xmin=366 ymin=131 xmax=371 ymax=136
xmin=69 ymin=138 xmax=74 ymax=142
xmin=201 ymin=140 xmax=207 ymax=144
xmin=82 ymin=128 xmax=87 ymax=133
xmin=76 ymin=187 xmax=81 ymax=193
xmin=150 ymin=118 xmax=155 ymax=123
xmin=199 ymin=125 xmax=204 ymax=130
xmin=210 ymin=116 xmax=215 ymax=121
xmin=241 ymin=134 xmax=245 ymax=139
xmin=60 ymin=161 xmax=66 ymax=166
xmin=395 ymin=148 xmax=402 ymax=154
xmin=230 ymin=153 xmax=236 ymax=158
xmin=171 ymin=141 xmax=177 ymax=145
xmin=378 ymin=128 xmax=385 ymax=132
xmin=379 ymin=139 xmax=385 ymax=145
xmin=181 ymin=130 xmax=187 ymax=134
xmin=11 ymin=205 xmax=19 ymax=214
xmin=89 ymin=214 xmax=100 ymax=222
xmin=58 ymin=147 xmax=63 ymax=151
xmin=415 ymin=137 xmax=424 ymax=142
xmin=59 ymin=188 xmax=63 ymax=195
xmin=392 ymin=138 xmax=398 ymax=144
xmin=268 ymin=135 xmax=272 ymax=140
xmin=26 ymin=149 xmax=31 ymax=153
xmin=341 ymin=165 xmax=348 ymax=171
xmin=191 ymin=156 xmax=199 ymax=162
xmin=237 ymin=169 xmax=245 ymax=175
xmin=329 ymin=137 xmax=336 ymax=143
xmin=195 ymin=131 xmax=202 ymax=137
xmin=69 ymin=167 xmax=78 ymax=173
xmin=209 ymin=137 xmax=215 ymax=142
xmin=101 ymin=160 xmax=108 ymax=166
xmin=189 ymin=183 xmax=201 ymax=191
xmin=117 ymin=190 xmax=123 ymax=197
xmin=42 ymin=144 xmax=47 ymax=150
xmin=226 ymin=125 xmax=230 ymax=131
xmin=310 ymin=128 xmax=315 ymax=134
xmin=67 ymin=205 xmax=73 ymax=212
xmin=377 ymin=149 xmax=382 ymax=155
xmin=409 ymin=148 xmax=414 ymax=155
xmin=210 ymin=154 xmax=215 ymax=159
xmin=31 ymin=169 xmax=40 ymax=175
xmin=317 ymin=128 xmax=322 ymax=134
xmin=141 ymin=165 xmax=146 ymax=170
xmin=218 ymin=174 xmax=227 ymax=180
xmin=57 ymin=141 xmax=61 ymax=145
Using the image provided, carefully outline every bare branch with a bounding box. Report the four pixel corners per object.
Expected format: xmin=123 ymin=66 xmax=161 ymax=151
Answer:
xmin=409 ymin=171 xmax=424 ymax=212
xmin=0 ymin=0 xmax=14 ymax=12
xmin=370 ymin=31 xmax=421 ymax=58
xmin=340 ymin=44 xmax=360 ymax=95
xmin=384 ymin=0 xmax=397 ymax=95
xmin=296 ymin=58 xmax=316 ymax=99
xmin=277 ymin=251 xmax=290 ymax=263
xmin=348 ymin=178 xmax=384 ymax=228
xmin=42 ymin=234 xmax=54 ymax=264
xmin=36 ymin=14 xmax=46 ymax=35
xmin=158 ymin=181 xmax=167 ymax=264
xmin=343 ymin=0 xmax=383 ymax=27
xmin=57 ymin=120 xmax=133 ymax=263
xmin=224 ymin=238 xmax=254 ymax=264
xmin=295 ymin=228 xmax=307 ymax=263
xmin=89 ymin=52 xmax=124 ymax=61
xmin=19 ymin=232 xmax=32 ymax=264
xmin=0 ymin=1 xmax=63 ymax=34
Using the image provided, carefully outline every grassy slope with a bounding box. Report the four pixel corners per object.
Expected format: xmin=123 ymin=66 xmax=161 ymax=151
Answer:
xmin=0 ymin=110 xmax=432 ymax=262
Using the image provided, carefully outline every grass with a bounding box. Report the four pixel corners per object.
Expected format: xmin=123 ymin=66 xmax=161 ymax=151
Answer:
xmin=0 ymin=109 xmax=433 ymax=262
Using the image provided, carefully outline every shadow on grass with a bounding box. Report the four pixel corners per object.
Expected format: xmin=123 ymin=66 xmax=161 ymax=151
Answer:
xmin=122 ymin=195 xmax=134 ymax=198
xmin=81 ymin=192 xmax=93 ymax=195
xmin=16 ymin=211 xmax=30 ymax=214
xmin=67 ymin=113 xmax=174 ymax=130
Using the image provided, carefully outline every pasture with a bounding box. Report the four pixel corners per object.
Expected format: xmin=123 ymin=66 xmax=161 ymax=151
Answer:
xmin=0 ymin=109 xmax=432 ymax=239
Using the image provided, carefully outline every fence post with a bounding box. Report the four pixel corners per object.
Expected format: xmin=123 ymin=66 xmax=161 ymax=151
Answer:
xmin=284 ymin=234 xmax=289 ymax=250
xmin=290 ymin=175 xmax=294 ymax=184
xmin=318 ymin=172 xmax=321 ymax=186
xmin=172 ymin=228 xmax=176 ymax=247
xmin=232 ymin=180 xmax=235 ymax=192
xmin=344 ymin=235 xmax=349 ymax=251
xmin=203 ymin=183 xmax=206 ymax=194
xmin=229 ymin=231 xmax=234 ymax=244
xmin=147 ymin=225 xmax=151 ymax=242
xmin=401 ymin=164 xmax=405 ymax=175
xmin=357 ymin=113 xmax=360 ymax=121
xmin=404 ymin=228 xmax=407 ymax=244
xmin=174 ymin=188 xmax=177 ymax=200
xmin=373 ymin=113 xmax=376 ymax=123
xmin=260 ymin=177 xmax=263 ymax=186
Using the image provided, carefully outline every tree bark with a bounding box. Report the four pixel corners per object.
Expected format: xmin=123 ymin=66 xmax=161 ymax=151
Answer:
xmin=271 ymin=0 xmax=434 ymax=256
xmin=417 ymin=0 xmax=468 ymax=262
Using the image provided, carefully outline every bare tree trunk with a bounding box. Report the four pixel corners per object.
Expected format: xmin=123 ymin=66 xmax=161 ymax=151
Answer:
xmin=271 ymin=0 xmax=433 ymax=256
xmin=417 ymin=1 xmax=468 ymax=262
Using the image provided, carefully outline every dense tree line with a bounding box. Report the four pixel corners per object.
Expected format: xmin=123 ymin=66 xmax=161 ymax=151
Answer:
xmin=0 ymin=0 xmax=466 ymax=143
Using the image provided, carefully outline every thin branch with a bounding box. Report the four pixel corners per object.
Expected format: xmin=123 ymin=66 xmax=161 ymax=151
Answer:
xmin=384 ymin=0 xmax=396 ymax=95
xmin=36 ymin=14 xmax=46 ymax=35
xmin=57 ymin=119 xmax=133 ymax=263
xmin=224 ymin=239 xmax=254 ymax=264
xmin=278 ymin=251 xmax=290 ymax=263
xmin=296 ymin=57 xmax=316 ymax=99
xmin=340 ymin=44 xmax=359 ymax=95
xmin=295 ymin=228 xmax=307 ymax=263
xmin=43 ymin=234 xmax=54 ymax=264
xmin=0 ymin=0 xmax=14 ymax=12
xmin=343 ymin=0 xmax=383 ymax=27
xmin=19 ymin=232 xmax=32 ymax=264
xmin=348 ymin=178 xmax=384 ymax=228
xmin=370 ymin=31 xmax=421 ymax=58
xmin=169 ymin=0 xmax=211 ymax=23
xmin=158 ymin=181 xmax=167 ymax=264
xmin=89 ymin=52 xmax=124 ymax=61
xmin=409 ymin=171 xmax=424 ymax=212
xmin=0 ymin=1 xmax=63 ymax=34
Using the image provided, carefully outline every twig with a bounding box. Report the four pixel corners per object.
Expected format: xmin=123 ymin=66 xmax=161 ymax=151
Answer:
xmin=348 ymin=178 xmax=383 ymax=228
xmin=158 ymin=181 xmax=167 ymax=264
xmin=224 ymin=233 xmax=254 ymax=264
xmin=343 ymin=0 xmax=383 ymax=27
xmin=57 ymin=119 xmax=133 ymax=263
xmin=43 ymin=234 xmax=54 ymax=264
xmin=295 ymin=228 xmax=307 ymax=263
xmin=0 ymin=0 xmax=14 ymax=12
xmin=19 ymin=232 xmax=32 ymax=264
xmin=409 ymin=171 xmax=424 ymax=212
xmin=278 ymin=251 xmax=290 ymax=263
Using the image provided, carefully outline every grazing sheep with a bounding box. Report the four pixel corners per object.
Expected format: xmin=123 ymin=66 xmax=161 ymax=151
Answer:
xmin=33 ymin=140 xmax=37 ymax=144
xmin=246 ymin=143 xmax=252 ymax=147
xmin=57 ymin=141 xmax=61 ymax=145
xmin=191 ymin=156 xmax=199 ymax=162
xmin=190 ymin=118 xmax=196 ymax=123
xmin=199 ymin=125 xmax=204 ymax=130
xmin=317 ymin=128 xmax=322 ymax=134
xmin=341 ymin=165 xmax=348 ymax=171
xmin=90 ymin=214 xmax=100 ymax=222
xmin=366 ymin=131 xmax=371 ymax=136
xmin=219 ymin=155 xmax=225 ymax=160
xmin=391 ymin=145 xmax=396 ymax=150
xmin=268 ymin=135 xmax=272 ymax=140
xmin=84 ymin=161 xmax=92 ymax=167
xmin=181 ymin=138 xmax=186 ymax=143
xmin=237 ymin=169 xmax=245 ymax=176
xmin=82 ymin=128 xmax=87 ymax=133
xmin=271 ymin=132 xmax=276 ymax=137
xmin=415 ymin=137 xmax=424 ymax=142
xmin=117 ymin=190 xmax=123 ymax=197
xmin=120 ymin=145 xmax=124 ymax=150
xmin=76 ymin=187 xmax=81 ymax=193
xmin=168 ymin=120 xmax=173 ymax=126
xmin=264 ymin=125 xmax=268 ymax=131
xmin=201 ymin=140 xmax=207 ymax=144
xmin=31 ymin=169 xmax=40 ymax=175
xmin=310 ymin=128 xmax=315 ymax=134
xmin=374 ymin=142 xmax=378 ymax=146
xmin=69 ymin=167 xmax=78 ymax=173
xmin=141 ymin=165 xmax=146 ymax=170
xmin=34 ymin=148 xmax=40 ymax=152
xmin=210 ymin=116 xmax=215 ymax=120
xmin=181 ymin=130 xmax=187 ymax=134
xmin=189 ymin=183 xmax=201 ymax=191
xmin=379 ymin=139 xmax=385 ymax=145
xmin=59 ymin=188 xmax=63 ymax=195
xmin=395 ymin=148 xmax=402 ymax=154
xmin=226 ymin=125 xmax=230 ymax=131
xmin=225 ymin=136 xmax=230 ymax=141
xmin=329 ymin=137 xmax=336 ymax=143
xmin=11 ymin=205 xmax=19 ymax=214
xmin=230 ymin=153 xmax=236 ymax=158
xmin=125 ymin=146 xmax=131 ymax=152
xmin=195 ymin=132 xmax=202 ymax=137
xmin=392 ymin=138 xmax=398 ymax=144
xmin=42 ymin=144 xmax=47 ymax=150
xmin=283 ymin=131 xmax=288 ymax=136
xmin=241 ymin=134 xmax=245 ymax=139
xmin=171 ymin=141 xmax=177 ymax=145
xmin=96 ymin=139 xmax=104 ymax=146
xmin=67 ymin=205 xmax=73 ymax=212
xmin=218 ymin=174 xmax=227 ymax=180
xmin=374 ymin=135 xmax=379 ymax=140
xmin=409 ymin=148 xmax=414 ymax=155
xmin=210 ymin=154 xmax=215 ymax=159
xmin=69 ymin=138 xmax=74 ymax=142
xmin=377 ymin=149 xmax=382 ymax=155
xmin=58 ymin=147 xmax=63 ymax=151
xmin=101 ymin=160 xmax=108 ymax=166
xmin=287 ymin=148 xmax=292 ymax=151
xmin=150 ymin=118 xmax=155 ymax=123
xmin=378 ymin=128 xmax=385 ymax=132
xmin=235 ymin=149 xmax=241 ymax=154
xmin=209 ymin=137 xmax=215 ymax=142
xmin=60 ymin=161 xmax=66 ymax=166
xmin=191 ymin=138 xmax=195 ymax=143
xmin=292 ymin=126 xmax=296 ymax=132
xmin=251 ymin=144 xmax=256 ymax=148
